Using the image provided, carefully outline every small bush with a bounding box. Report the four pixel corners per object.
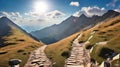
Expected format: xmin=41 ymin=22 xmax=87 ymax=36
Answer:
xmin=17 ymin=49 xmax=24 ymax=53
xmin=79 ymin=41 xmax=85 ymax=43
xmin=109 ymin=20 xmax=120 ymax=26
xmin=0 ymin=51 xmax=7 ymax=55
xmin=23 ymin=53 xmax=27 ymax=55
xmin=94 ymin=30 xmax=99 ymax=31
xmin=107 ymin=30 xmax=113 ymax=32
xmin=98 ymin=48 xmax=116 ymax=59
xmin=61 ymin=51 xmax=70 ymax=58
xmin=5 ymin=43 xmax=17 ymax=45
xmin=17 ymin=39 xmax=25 ymax=41
xmin=86 ymin=45 xmax=93 ymax=49
xmin=104 ymin=39 xmax=108 ymax=41
xmin=28 ymin=52 xmax=31 ymax=54
xmin=98 ymin=32 xmax=106 ymax=35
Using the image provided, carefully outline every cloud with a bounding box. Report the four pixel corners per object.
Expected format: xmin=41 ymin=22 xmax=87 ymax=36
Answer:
xmin=45 ymin=10 xmax=66 ymax=18
xmin=70 ymin=2 xmax=80 ymax=7
xmin=0 ymin=11 xmax=22 ymax=18
xmin=0 ymin=10 xmax=66 ymax=32
xmin=114 ymin=5 xmax=120 ymax=12
xmin=24 ymin=12 xmax=40 ymax=17
xmin=73 ymin=6 xmax=107 ymax=17
xmin=73 ymin=10 xmax=81 ymax=17
xmin=106 ymin=0 xmax=118 ymax=7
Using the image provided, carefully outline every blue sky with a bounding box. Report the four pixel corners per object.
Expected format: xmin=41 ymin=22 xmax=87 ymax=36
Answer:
xmin=0 ymin=0 xmax=120 ymax=32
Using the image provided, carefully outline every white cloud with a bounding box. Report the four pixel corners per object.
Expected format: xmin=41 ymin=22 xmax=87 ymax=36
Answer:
xmin=0 ymin=10 xmax=66 ymax=32
xmin=114 ymin=9 xmax=120 ymax=12
xmin=70 ymin=2 xmax=80 ymax=7
xmin=114 ymin=5 xmax=120 ymax=12
xmin=45 ymin=10 xmax=66 ymax=18
xmin=24 ymin=12 xmax=40 ymax=17
xmin=0 ymin=12 xmax=22 ymax=18
xmin=106 ymin=0 xmax=118 ymax=7
xmin=73 ymin=10 xmax=81 ymax=17
xmin=73 ymin=6 xmax=107 ymax=17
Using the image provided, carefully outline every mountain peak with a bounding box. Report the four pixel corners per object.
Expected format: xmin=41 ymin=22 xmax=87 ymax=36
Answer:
xmin=108 ymin=10 xmax=116 ymax=13
xmin=106 ymin=10 xmax=120 ymax=15
xmin=0 ymin=16 xmax=9 ymax=20
xmin=79 ymin=14 xmax=87 ymax=18
xmin=0 ymin=16 xmax=11 ymax=23
xmin=103 ymin=10 xmax=120 ymax=18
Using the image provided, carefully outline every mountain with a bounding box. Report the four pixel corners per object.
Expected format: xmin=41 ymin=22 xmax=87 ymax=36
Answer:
xmin=0 ymin=17 xmax=43 ymax=67
xmin=45 ymin=32 xmax=79 ymax=67
xmin=45 ymin=15 xmax=120 ymax=67
xmin=31 ymin=10 xmax=120 ymax=44
xmin=78 ymin=15 xmax=120 ymax=66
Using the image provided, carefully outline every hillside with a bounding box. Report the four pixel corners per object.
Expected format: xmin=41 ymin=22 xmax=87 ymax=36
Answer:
xmin=45 ymin=32 xmax=80 ymax=67
xmin=31 ymin=10 xmax=120 ymax=44
xmin=0 ymin=17 xmax=43 ymax=67
xmin=45 ymin=15 xmax=120 ymax=67
xmin=78 ymin=15 xmax=120 ymax=66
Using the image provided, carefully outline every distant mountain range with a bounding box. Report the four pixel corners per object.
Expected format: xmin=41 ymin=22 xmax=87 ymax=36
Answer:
xmin=31 ymin=10 xmax=120 ymax=44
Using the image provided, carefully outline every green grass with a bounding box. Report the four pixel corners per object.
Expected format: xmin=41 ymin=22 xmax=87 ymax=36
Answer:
xmin=45 ymin=33 xmax=79 ymax=67
xmin=45 ymin=15 xmax=120 ymax=67
xmin=78 ymin=15 xmax=120 ymax=64
xmin=112 ymin=59 xmax=120 ymax=67
xmin=0 ymin=25 xmax=43 ymax=67
xmin=90 ymin=45 xmax=105 ymax=63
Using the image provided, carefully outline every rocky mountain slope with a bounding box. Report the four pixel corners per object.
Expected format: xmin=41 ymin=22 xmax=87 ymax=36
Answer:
xmin=31 ymin=10 xmax=120 ymax=44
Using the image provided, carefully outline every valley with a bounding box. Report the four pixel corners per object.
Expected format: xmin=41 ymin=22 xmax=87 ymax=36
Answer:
xmin=31 ymin=10 xmax=120 ymax=44
xmin=0 ymin=10 xmax=120 ymax=67
xmin=1 ymin=0 xmax=120 ymax=67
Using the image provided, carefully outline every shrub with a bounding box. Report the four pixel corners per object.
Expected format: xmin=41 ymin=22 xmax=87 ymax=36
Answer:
xmin=107 ymin=30 xmax=113 ymax=32
xmin=17 ymin=49 xmax=24 ymax=53
xmin=79 ymin=41 xmax=85 ymax=43
xmin=5 ymin=43 xmax=17 ymax=45
xmin=98 ymin=32 xmax=106 ymax=35
xmin=17 ymin=39 xmax=25 ymax=41
xmin=0 ymin=51 xmax=7 ymax=55
xmin=61 ymin=51 xmax=70 ymax=58
xmin=23 ymin=53 xmax=27 ymax=55
xmin=93 ymin=30 xmax=99 ymax=31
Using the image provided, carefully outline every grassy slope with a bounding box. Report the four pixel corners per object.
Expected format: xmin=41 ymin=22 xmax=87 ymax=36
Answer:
xmin=45 ymin=32 xmax=80 ymax=67
xmin=45 ymin=15 xmax=120 ymax=67
xmin=0 ymin=25 xmax=43 ymax=67
xmin=78 ymin=15 xmax=120 ymax=63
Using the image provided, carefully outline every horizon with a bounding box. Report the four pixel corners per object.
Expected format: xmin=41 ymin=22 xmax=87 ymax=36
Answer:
xmin=0 ymin=0 xmax=120 ymax=32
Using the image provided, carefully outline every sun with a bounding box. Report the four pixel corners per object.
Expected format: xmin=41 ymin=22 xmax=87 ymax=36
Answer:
xmin=34 ymin=1 xmax=48 ymax=14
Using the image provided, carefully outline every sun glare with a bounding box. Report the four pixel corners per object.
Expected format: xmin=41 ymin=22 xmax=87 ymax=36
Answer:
xmin=34 ymin=1 xmax=48 ymax=14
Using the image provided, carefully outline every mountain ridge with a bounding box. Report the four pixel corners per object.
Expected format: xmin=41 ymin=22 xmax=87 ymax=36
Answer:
xmin=31 ymin=10 xmax=120 ymax=44
xmin=0 ymin=17 xmax=40 ymax=47
xmin=0 ymin=17 xmax=43 ymax=67
xmin=45 ymin=15 xmax=120 ymax=67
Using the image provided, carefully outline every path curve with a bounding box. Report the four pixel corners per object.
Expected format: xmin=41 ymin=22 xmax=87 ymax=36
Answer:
xmin=65 ymin=33 xmax=90 ymax=67
xmin=25 ymin=45 xmax=52 ymax=67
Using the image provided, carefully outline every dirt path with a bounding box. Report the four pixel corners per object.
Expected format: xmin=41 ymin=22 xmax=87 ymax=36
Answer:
xmin=65 ymin=33 xmax=91 ymax=67
xmin=25 ymin=45 xmax=52 ymax=67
